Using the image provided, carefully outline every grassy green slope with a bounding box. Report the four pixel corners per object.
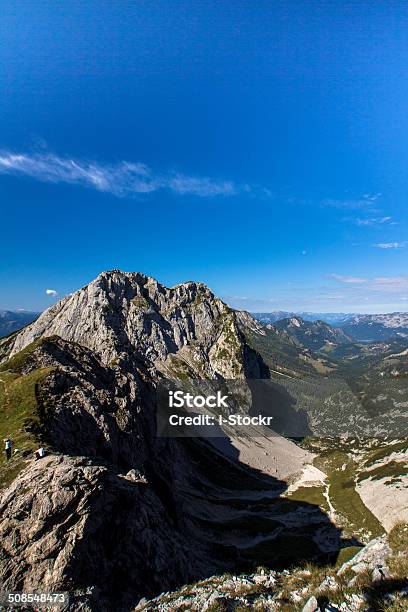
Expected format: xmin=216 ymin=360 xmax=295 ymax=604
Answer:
xmin=0 ymin=340 xmax=55 ymax=489
xmin=243 ymin=327 xmax=334 ymax=378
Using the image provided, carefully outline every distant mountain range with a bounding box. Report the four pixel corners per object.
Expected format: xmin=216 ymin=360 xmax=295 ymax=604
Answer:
xmin=252 ymin=311 xmax=408 ymax=342
xmin=273 ymin=315 xmax=352 ymax=350
xmin=342 ymin=313 xmax=408 ymax=341
xmin=0 ymin=310 xmax=40 ymax=338
xmin=252 ymin=311 xmax=358 ymax=326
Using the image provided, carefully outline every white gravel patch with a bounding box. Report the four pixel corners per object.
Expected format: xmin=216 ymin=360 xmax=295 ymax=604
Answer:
xmin=357 ymin=475 xmax=408 ymax=531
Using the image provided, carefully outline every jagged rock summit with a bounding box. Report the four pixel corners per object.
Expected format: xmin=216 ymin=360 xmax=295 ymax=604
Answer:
xmin=6 ymin=270 xmax=264 ymax=379
xmin=0 ymin=270 xmax=285 ymax=611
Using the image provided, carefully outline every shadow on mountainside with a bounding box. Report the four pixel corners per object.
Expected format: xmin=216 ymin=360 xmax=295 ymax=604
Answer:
xmin=247 ymin=378 xmax=313 ymax=437
xmin=182 ymin=436 xmax=360 ymax=566
xmin=0 ymin=337 xmax=361 ymax=612
xmin=60 ymin=433 xmax=361 ymax=611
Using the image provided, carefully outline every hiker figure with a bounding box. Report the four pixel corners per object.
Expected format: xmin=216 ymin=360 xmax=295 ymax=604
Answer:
xmin=4 ymin=437 xmax=13 ymax=461
xmin=377 ymin=564 xmax=386 ymax=580
xmin=35 ymin=447 xmax=46 ymax=460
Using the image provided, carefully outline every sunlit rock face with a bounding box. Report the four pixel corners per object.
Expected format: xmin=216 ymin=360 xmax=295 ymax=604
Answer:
xmin=6 ymin=269 xmax=265 ymax=379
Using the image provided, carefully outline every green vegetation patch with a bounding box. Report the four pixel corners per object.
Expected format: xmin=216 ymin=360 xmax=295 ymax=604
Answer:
xmin=198 ymin=514 xmax=281 ymax=537
xmin=364 ymin=440 xmax=408 ymax=468
xmin=165 ymin=355 xmax=194 ymax=380
xmin=388 ymin=554 xmax=408 ymax=581
xmin=241 ymin=533 xmax=320 ymax=567
xmin=243 ymin=327 xmax=318 ymax=378
xmin=0 ymin=366 xmax=54 ymax=489
xmin=389 ymin=523 xmax=408 ymax=554
xmin=286 ymin=485 xmax=329 ymax=512
xmin=335 ymin=545 xmax=363 ymax=566
xmin=130 ymin=295 xmax=150 ymax=309
xmin=0 ymin=336 xmax=60 ymax=374
xmin=358 ymin=461 xmax=408 ymax=483
xmin=213 ymin=312 xmax=243 ymax=375
xmin=314 ymin=450 xmax=384 ymax=540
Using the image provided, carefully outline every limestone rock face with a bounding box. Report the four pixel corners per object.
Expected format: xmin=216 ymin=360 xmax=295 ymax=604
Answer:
xmin=0 ymin=455 xmax=198 ymax=612
xmin=338 ymin=535 xmax=391 ymax=576
xmin=0 ymin=271 xmax=333 ymax=611
xmin=0 ymin=337 xmax=231 ymax=610
xmin=7 ymin=336 xmax=152 ymax=468
xmin=6 ymin=270 xmax=264 ymax=378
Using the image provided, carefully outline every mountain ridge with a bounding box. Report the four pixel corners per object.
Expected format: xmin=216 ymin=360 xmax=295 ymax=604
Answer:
xmin=1 ymin=271 xmax=407 ymax=610
xmin=252 ymin=311 xmax=358 ymax=326
xmin=273 ymin=315 xmax=353 ymax=351
xmin=4 ymin=270 xmax=267 ymax=380
xmin=253 ymin=310 xmax=408 ymax=342
xmin=1 ymin=270 xmax=337 ymax=610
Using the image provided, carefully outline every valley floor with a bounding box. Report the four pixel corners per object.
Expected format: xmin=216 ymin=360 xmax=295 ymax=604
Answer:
xmin=211 ymin=433 xmax=408 ymax=544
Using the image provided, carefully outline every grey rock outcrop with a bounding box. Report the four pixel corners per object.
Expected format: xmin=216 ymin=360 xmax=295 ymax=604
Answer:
xmin=0 ymin=271 xmax=347 ymax=611
xmin=337 ymin=535 xmax=391 ymax=577
xmin=0 ymin=337 xmax=217 ymax=610
xmin=0 ymin=333 xmax=274 ymax=610
xmin=0 ymin=455 xmax=197 ymax=611
xmin=5 ymin=270 xmax=266 ymax=379
xmin=133 ymin=535 xmax=407 ymax=611
xmin=302 ymin=596 xmax=319 ymax=612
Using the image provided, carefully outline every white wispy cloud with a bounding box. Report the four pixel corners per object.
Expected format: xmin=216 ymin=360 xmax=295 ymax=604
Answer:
xmin=0 ymin=151 xmax=238 ymax=198
xmin=45 ymin=289 xmax=58 ymax=297
xmin=322 ymin=193 xmax=381 ymax=210
xmin=331 ymin=274 xmax=408 ymax=292
xmin=370 ymin=277 xmax=408 ymax=291
xmin=355 ymin=216 xmax=392 ymax=226
xmin=330 ymin=274 xmax=368 ymax=284
xmin=373 ymin=241 xmax=407 ymax=249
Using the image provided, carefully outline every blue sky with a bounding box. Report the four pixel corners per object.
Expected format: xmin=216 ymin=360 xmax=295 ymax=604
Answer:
xmin=1 ymin=1 xmax=408 ymax=313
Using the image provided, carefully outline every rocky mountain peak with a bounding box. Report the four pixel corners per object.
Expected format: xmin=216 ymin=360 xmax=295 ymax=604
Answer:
xmin=288 ymin=315 xmax=303 ymax=327
xmin=4 ymin=270 xmax=265 ymax=379
xmin=273 ymin=315 xmax=352 ymax=351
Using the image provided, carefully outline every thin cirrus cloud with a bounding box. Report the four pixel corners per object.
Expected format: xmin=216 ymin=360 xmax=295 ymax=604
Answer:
xmin=322 ymin=193 xmax=382 ymax=210
xmin=0 ymin=150 xmax=238 ymax=198
xmin=355 ymin=216 xmax=392 ymax=226
xmin=332 ymin=274 xmax=408 ymax=292
xmin=373 ymin=241 xmax=407 ymax=249
xmin=330 ymin=274 xmax=368 ymax=284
